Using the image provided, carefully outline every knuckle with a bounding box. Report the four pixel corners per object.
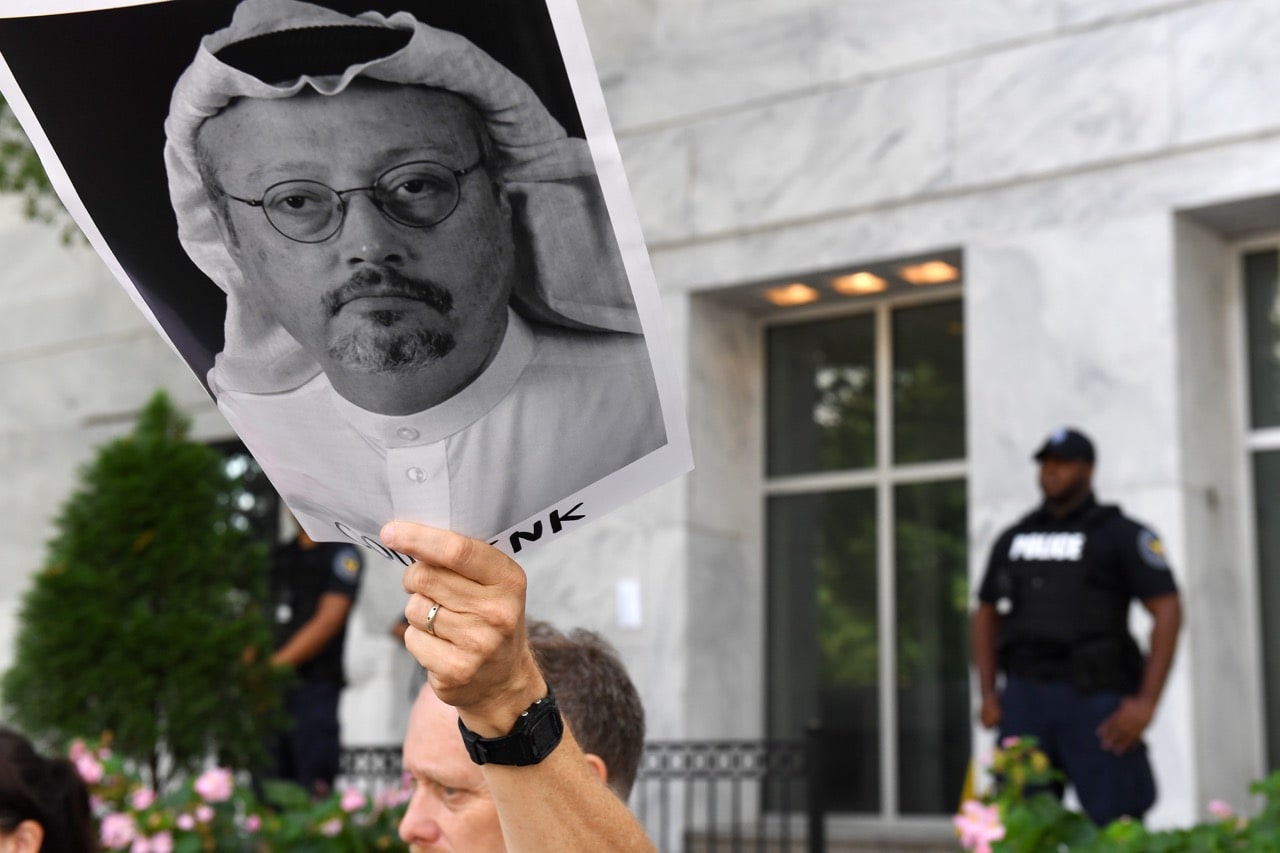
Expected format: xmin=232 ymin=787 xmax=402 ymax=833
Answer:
xmin=405 ymin=563 xmax=441 ymax=600
xmin=405 ymin=594 xmax=430 ymax=624
xmin=480 ymin=600 xmax=519 ymax=635
xmin=441 ymin=534 xmax=475 ymax=569
xmin=402 ymin=562 xmax=425 ymax=594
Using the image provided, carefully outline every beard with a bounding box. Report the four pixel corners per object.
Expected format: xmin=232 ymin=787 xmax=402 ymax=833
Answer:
xmin=328 ymin=321 xmax=457 ymax=374
xmin=322 ymin=267 xmax=457 ymax=373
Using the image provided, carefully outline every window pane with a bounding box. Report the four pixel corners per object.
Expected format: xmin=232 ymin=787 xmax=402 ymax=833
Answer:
xmin=894 ymin=479 xmax=970 ymax=814
xmin=766 ymin=315 xmax=876 ymax=476
xmin=1246 ymin=250 xmax=1280 ymax=429
xmin=210 ymin=440 xmax=279 ymax=544
xmin=1254 ymin=451 xmax=1280 ymax=770
xmin=767 ymin=489 xmax=879 ymax=812
xmin=893 ymin=300 xmax=966 ymax=464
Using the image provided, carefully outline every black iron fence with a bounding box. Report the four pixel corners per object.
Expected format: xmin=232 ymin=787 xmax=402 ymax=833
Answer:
xmin=340 ymin=725 xmax=826 ymax=853
xmin=631 ymin=730 xmax=824 ymax=853
xmin=338 ymin=744 xmax=403 ymax=794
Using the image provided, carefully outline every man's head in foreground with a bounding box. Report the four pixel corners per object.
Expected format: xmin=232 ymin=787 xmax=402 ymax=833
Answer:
xmin=195 ymin=79 xmax=515 ymax=416
xmin=399 ymin=622 xmax=645 ymax=851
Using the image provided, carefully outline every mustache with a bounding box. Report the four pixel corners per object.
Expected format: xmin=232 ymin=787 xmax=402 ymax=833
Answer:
xmin=322 ymin=267 xmax=454 ymax=316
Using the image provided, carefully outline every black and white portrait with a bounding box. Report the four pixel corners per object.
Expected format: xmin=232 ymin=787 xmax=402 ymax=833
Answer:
xmin=0 ymin=0 xmax=690 ymax=554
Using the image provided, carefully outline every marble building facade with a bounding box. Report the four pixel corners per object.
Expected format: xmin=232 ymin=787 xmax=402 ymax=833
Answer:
xmin=2 ymin=0 xmax=1280 ymax=839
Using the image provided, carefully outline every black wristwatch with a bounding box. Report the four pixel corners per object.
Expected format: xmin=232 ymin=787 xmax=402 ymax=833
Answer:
xmin=458 ymin=686 xmax=564 ymax=766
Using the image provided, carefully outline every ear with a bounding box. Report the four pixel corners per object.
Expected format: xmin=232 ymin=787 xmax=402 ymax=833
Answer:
xmin=207 ymin=202 xmax=243 ymax=260
xmin=583 ymin=752 xmax=609 ymax=786
xmin=10 ymin=819 xmax=44 ymax=853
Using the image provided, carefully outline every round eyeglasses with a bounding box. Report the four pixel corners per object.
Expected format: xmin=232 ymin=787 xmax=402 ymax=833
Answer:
xmin=220 ymin=156 xmax=485 ymax=244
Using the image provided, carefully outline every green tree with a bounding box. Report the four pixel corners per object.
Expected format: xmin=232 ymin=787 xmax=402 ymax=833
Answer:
xmin=1 ymin=391 xmax=285 ymax=788
xmin=0 ymin=93 xmax=81 ymax=245
xmin=0 ymin=94 xmax=59 ymax=219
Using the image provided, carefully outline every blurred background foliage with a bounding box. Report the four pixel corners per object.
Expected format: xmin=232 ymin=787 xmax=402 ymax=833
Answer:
xmin=0 ymin=93 xmax=79 ymax=238
xmin=0 ymin=391 xmax=287 ymax=789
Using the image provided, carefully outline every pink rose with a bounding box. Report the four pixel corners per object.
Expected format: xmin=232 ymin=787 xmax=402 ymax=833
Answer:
xmin=244 ymin=814 xmax=261 ymax=832
xmin=100 ymin=813 xmax=138 ymax=849
xmin=320 ymin=818 xmax=343 ymax=837
xmin=175 ymin=814 xmax=195 ymax=831
xmin=75 ymin=753 xmax=104 ymax=785
xmin=130 ymin=838 xmax=151 ymax=853
xmin=340 ymin=787 xmax=366 ymax=812
xmin=130 ymin=788 xmax=157 ymax=811
xmin=149 ymin=832 xmax=173 ymax=853
xmin=953 ymin=800 xmax=1006 ymax=853
xmin=195 ymin=804 xmax=214 ymax=823
xmin=194 ymin=767 xmax=234 ymax=802
xmin=69 ymin=739 xmax=89 ymax=761
xmin=1208 ymin=799 xmax=1235 ymax=819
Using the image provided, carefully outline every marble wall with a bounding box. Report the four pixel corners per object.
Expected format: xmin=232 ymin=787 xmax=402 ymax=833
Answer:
xmin=573 ymin=0 xmax=1280 ymax=831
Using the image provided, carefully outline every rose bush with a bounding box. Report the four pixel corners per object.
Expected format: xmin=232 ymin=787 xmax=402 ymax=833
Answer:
xmin=957 ymin=736 xmax=1280 ymax=851
xmin=71 ymin=735 xmax=411 ymax=851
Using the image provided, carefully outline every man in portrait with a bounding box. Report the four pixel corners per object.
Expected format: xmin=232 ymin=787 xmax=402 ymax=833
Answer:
xmin=163 ymin=0 xmax=667 ymax=548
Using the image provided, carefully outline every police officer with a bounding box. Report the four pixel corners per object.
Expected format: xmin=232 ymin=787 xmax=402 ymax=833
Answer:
xmin=971 ymin=427 xmax=1182 ymax=825
xmin=267 ymin=518 xmax=363 ymax=797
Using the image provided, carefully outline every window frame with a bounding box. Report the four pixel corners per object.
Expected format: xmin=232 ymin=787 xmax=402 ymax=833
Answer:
xmin=1230 ymin=232 xmax=1280 ymax=772
xmin=761 ymin=280 xmax=967 ymax=822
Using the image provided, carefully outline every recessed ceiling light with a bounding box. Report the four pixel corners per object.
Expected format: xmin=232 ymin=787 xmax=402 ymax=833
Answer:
xmin=764 ymin=283 xmax=821 ymax=306
xmin=832 ymin=272 xmax=888 ymax=295
xmin=898 ymin=260 xmax=959 ymax=285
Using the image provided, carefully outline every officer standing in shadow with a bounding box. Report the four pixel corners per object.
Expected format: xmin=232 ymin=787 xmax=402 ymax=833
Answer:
xmin=971 ymin=427 xmax=1182 ymax=826
xmin=266 ymin=515 xmax=364 ymax=797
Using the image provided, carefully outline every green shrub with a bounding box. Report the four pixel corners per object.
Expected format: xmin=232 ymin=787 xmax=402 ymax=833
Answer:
xmin=1 ymin=391 xmax=287 ymax=787
xmin=957 ymin=736 xmax=1277 ymax=852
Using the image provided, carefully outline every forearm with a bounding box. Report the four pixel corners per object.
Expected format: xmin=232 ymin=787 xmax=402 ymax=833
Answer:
xmin=457 ymin=658 xmax=655 ymax=852
xmin=272 ymin=595 xmax=350 ymax=667
xmin=972 ymin=603 xmax=1001 ymax=697
xmin=272 ymin=623 xmax=329 ymax=667
xmin=1136 ymin=594 xmax=1181 ymax=705
xmin=484 ymin=726 xmax=655 ymax=853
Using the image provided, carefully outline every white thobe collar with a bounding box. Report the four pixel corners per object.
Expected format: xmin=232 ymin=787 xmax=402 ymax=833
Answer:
xmin=328 ymin=308 xmax=535 ymax=448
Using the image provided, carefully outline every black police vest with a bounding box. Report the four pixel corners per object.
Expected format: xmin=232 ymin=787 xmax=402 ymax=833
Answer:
xmin=993 ymin=504 xmax=1133 ymax=663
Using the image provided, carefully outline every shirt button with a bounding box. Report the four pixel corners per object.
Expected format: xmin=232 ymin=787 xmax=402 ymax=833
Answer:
xmin=397 ymin=427 xmax=420 ymax=441
xmin=406 ymin=467 xmax=428 ymax=483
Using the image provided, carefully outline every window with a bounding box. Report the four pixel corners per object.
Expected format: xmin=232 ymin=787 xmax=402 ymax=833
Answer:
xmin=209 ymin=439 xmax=280 ymax=545
xmin=1242 ymin=245 xmax=1280 ymax=769
xmin=764 ymin=256 xmax=967 ymax=817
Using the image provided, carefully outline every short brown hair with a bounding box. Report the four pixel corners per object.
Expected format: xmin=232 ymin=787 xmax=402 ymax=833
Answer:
xmin=527 ymin=622 xmax=645 ymax=798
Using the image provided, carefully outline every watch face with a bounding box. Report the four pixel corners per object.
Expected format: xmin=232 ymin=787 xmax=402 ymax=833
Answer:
xmin=523 ymin=701 xmax=565 ymax=759
xmin=460 ymin=692 xmax=563 ymax=766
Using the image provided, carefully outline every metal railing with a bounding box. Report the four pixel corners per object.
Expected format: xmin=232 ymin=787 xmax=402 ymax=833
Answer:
xmin=337 ymin=744 xmax=403 ymax=795
xmin=339 ymin=726 xmax=825 ymax=853
xmin=631 ymin=731 xmax=823 ymax=853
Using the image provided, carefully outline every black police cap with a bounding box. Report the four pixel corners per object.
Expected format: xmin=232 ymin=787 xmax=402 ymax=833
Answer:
xmin=1032 ymin=427 xmax=1095 ymax=463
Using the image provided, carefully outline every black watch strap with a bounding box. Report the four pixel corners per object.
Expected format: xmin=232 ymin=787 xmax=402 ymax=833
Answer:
xmin=458 ymin=686 xmax=564 ymax=766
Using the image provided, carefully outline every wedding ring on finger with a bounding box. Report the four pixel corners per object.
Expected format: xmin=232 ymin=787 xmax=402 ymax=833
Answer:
xmin=424 ymin=602 xmax=442 ymax=636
